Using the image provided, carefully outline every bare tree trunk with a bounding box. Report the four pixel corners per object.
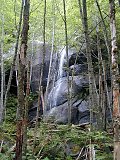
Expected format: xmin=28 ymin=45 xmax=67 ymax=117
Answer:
xmin=0 ymin=14 xmax=4 ymax=124
xmin=96 ymin=23 xmax=112 ymax=129
xmin=34 ymin=0 xmax=46 ymax=147
xmin=30 ymin=32 xmax=34 ymax=82
xmin=63 ymin=0 xmax=71 ymax=125
xmin=4 ymin=0 xmax=24 ymax=115
xmin=109 ymin=0 xmax=120 ymax=159
xmin=96 ymin=25 xmax=104 ymax=130
xmin=15 ymin=0 xmax=30 ymax=159
xmin=78 ymin=0 xmax=99 ymax=128
xmin=81 ymin=1 xmax=94 ymax=159
xmin=44 ymin=0 xmax=55 ymax=112
xmin=22 ymin=61 xmax=30 ymax=157
xmin=41 ymin=86 xmax=45 ymax=113
xmin=95 ymin=0 xmax=110 ymax=56
xmin=95 ymin=0 xmax=112 ymax=118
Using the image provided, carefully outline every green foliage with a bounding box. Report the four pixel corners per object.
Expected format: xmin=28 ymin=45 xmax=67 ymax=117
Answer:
xmin=26 ymin=123 xmax=113 ymax=160
xmin=0 ymin=0 xmax=117 ymax=159
xmin=0 ymin=95 xmax=17 ymax=147
xmin=0 ymin=153 xmax=14 ymax=160
xmin=6 ymin=95 xmax=17 ymax=123
xmin=43 ymin=157 xmax=50 ymax=160
xmin=0 ymin=120 xmax=113 ymax=160
xmin=28 ymin=92 xmax=38 ymax=104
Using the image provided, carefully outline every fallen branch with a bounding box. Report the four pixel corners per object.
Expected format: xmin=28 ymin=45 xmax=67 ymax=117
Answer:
xmin=0 ymin=140 xmax=4 ymax=153
xmin=76 ymin=147 xmax=84 ymax=160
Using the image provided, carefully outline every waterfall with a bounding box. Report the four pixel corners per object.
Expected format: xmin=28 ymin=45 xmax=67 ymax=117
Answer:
xmin=53 ymin=47 xmax=66 ymax=106
xmin=47 ymin=47 xmax=73 ymax=108
xmin=58 ymin=48 xmax=66 ymax=79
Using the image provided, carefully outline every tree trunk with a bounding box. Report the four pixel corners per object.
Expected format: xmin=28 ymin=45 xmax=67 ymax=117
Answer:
xmin=34 ymin=0 xmax=46 ymax=147
xmin=109 ymin=0 xmax=120 ymax=159
xmin=0 ymin=14 xmax=4 ymax=124
xmin=63 ymin=0 xmax=71 ymax=125
xmin=96 ymin=24 xmax=112 ymax=129
xmin=78 ymin=0 xmax=99 ymax=128
xmin=30 ymin=33 xmax=34 ymax=82
xmin=4 ymin=0 xmax=24 ymax=117
xmin=96 ymin=25 xmax=104 ymax=130
xmin=96 ymin=0 xmax=112 ymax=117
xmin=15 ymin=0 xmax=30 ymax=159
xmin=22 ymin=61 xmax=30 ymax=157
xmin=44 ymin=0 xmax=55 ymax=111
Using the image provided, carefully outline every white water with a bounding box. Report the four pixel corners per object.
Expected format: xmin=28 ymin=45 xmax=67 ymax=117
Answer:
xmin=58 ymin=48 xmax=66 ymax=79
xmin=53 ymin=47 xmax=66 ymax=106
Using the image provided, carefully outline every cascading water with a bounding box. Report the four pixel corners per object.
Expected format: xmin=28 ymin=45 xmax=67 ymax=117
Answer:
xmin=47 ymin=47 xmax=73 ymax=109
xmin=58 ymin=48 xmax=66 ymax=79
xmin=53 ymin=47 xmax=66 ymax=107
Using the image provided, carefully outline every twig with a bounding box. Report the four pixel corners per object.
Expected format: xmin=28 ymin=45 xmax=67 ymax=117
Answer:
xmin=76 ymin=147 xmax=84 ymax=160
xmin=0 ymin=140 xmax=4 ymax=153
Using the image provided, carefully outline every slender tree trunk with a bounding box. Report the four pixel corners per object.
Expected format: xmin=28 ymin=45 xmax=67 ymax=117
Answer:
xmin=34 ymin=0 xmax=46 ymax=147
xmin=41 ymin=86 xmax=44 ymax=113
xmin=95 ymin=0 xmax=112 ymax=117
xmin=0 ymin=14 xmax=4 ymax=124
xmin=63 ymin=0 xmax=71 ymax=124
xmin=4 ymin=0 xmax=24 ymax=117
xmin=15 ymin=0 xmax=30 ymax=159
xmin=44 ymin=0 xmax=55 ymax=112
xmin=95 ymin=0 xmax=110 ymax=56
xmin=30 ymin=32 xmax=34 ymax=82
xmin=81 ymin=1 xmax=94 ymax=159
xmin=22 ymin=61 xmax=30 ymax=157
xmin=96 ymin=24 xmax=112 ymax=129
xmin=109 ymin=0 xmax=120 ymax=159
xmin=96 ymin=26 xmax=104 ymax=130
xmin=78 ymin=0 xmax=99 ymax=128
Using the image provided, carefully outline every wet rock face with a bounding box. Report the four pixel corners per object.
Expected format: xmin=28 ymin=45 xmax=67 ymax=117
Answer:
xmin=31 ymin=61 xmax=50 ymax=92
xmin=47 ymin=76 xmax=89 ymax=109
xmin=45 ymin=49 xmax=90 ymax=124
xmin=69 ymin=53 xmax=87 ymax=66
xmin=30 ymin=41 xmax=57 ymax=93
xmin=29 ymin=44 xmax=90 ymax=124
xmin=45 ymin=98 xmax=90 ymax=124
xmin=69 ymin=64 xmax=88 ymax=76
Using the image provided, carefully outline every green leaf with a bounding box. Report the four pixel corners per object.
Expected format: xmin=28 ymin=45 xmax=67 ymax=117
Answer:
xmin=43 ymin=157 xmax=50 ymax=160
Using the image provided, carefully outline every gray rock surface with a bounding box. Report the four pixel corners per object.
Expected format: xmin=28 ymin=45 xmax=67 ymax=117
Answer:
xmin=29 ymin=44 xmax=91 ymax=124
xmin=30 ymin=41 xmax=57 ymax=93
xmin=69 ymin=64 xmax=88 ymax=76
xmin=47 ymin=75 xmax=89 ymax=109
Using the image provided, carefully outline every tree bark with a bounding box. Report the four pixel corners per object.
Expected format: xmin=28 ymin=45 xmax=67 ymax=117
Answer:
xmin=15 ymin=0 xmax=30 ymax=159
xmin=0 ymin=14 xmax=4 ymax=124
xmin=44 ymin=0 xmax=55 ymax=111
xmin=96 ymin=0 xmax=112 ymax=118
xmin=78 ymin=0 xmax=99 ymax=128
xmin=63 ymin=0 xmax=71 ymax=124
xmin=34 ymin=0 xmax=46 ymax=147
xmin=4 ymin=0 xmax=24 ymax=117
xmin=96 ymin=26 xmax=104 ymax=130
xmin=109 ymin=0 xmax=120 ymax=159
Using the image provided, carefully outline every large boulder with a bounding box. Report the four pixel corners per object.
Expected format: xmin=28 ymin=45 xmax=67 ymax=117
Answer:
xmin=46 ymin=75 xmax=89 ymax=109
xmin=29 ymin=45 xmax=91 ymax=125
xmin=69 ymin=64 xmax=88 ymax=76
xmin=30 ymin=41 xmax=57 ymax=93
xmin=69 ymin=53 xmax=87 ymax=66
xmin=45 ymin=97 xmax=90 ymax=124
xmin=45 ymin=98 xmax=78 ymax=124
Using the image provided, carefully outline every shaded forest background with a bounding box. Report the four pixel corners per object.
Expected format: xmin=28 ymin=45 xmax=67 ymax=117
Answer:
xmin=0 ymin=0 xmax=120 ymax=160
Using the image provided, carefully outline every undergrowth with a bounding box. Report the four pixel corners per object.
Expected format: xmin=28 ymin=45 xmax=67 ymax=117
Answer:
xmin=0 ymin=122 xmax=113 ymax=160
xmin=0 ymin=95 xmax=113 ymax=160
